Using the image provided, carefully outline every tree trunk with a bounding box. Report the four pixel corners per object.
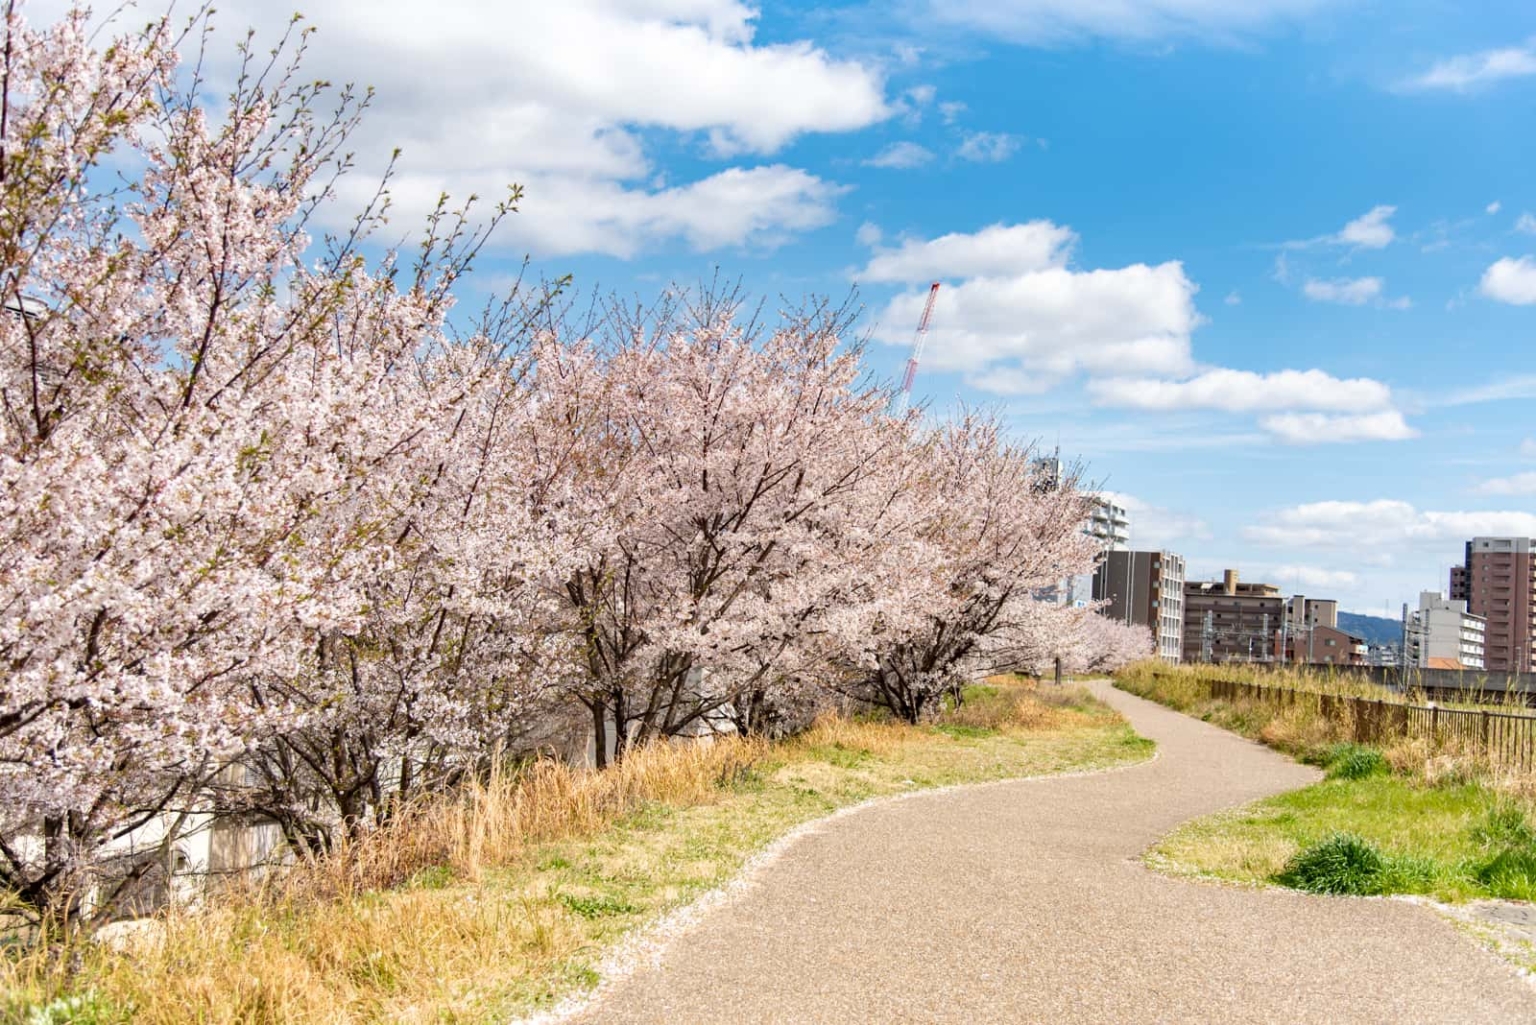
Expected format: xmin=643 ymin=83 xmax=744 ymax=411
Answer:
xmin=611 ymin=688 xmax=630 ymax=764
xmin=591 ymin=698 xmax=608 ymax=770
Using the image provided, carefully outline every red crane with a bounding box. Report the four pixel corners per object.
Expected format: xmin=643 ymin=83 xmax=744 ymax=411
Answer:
xmin=895 ymin=281 xmax=941 ymax=414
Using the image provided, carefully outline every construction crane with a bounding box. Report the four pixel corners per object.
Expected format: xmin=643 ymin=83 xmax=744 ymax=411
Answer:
xmin=893 ymin=281 xmax=940 ymax=415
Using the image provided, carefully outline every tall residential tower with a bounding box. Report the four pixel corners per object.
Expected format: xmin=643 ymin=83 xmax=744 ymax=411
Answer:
xmin=1450 ymin=538 xmax=1536 ymax=673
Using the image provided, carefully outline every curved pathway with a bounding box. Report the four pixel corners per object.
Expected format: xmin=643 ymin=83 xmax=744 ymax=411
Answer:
xmin=563 ymin=682 xmax=1536 ymax=1023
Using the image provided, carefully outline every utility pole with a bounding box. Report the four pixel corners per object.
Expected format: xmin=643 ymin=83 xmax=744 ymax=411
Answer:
xmin=1280 ymin=603 xmax=1289 ymax=665
xmin=1307 ymin=598 xmax=1316 ymax=665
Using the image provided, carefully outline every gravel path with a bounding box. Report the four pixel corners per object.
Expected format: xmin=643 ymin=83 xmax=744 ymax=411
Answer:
xmin=560 ymin=682 xmax=1536 ymax=1024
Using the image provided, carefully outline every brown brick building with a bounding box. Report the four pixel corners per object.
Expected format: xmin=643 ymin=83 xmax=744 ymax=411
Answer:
xmin=1182 ymin=571 xmax=1359 ymax=665
xmin=1182 ymin=571 xmax=1284 ymax=663
xmin=1452 ymin=538 xmax=1536 ymax=672
xmin=1282 ymin=623 xmax=1367 ymax=666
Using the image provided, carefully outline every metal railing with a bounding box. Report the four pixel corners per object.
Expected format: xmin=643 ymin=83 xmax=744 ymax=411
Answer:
xmin=1198 ymin=676 xmax=1536 ymax=770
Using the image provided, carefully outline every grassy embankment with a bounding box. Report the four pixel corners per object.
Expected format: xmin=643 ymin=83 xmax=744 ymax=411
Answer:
xmin=1117 ymin=663 xmax=1536 ymax=909
xmin=4 ymin=679 xmax=1151 ymax=1025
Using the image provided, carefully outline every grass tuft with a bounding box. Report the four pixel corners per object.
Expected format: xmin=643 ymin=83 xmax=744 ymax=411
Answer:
xmin=1472 ymin=802 xmax=1536 ymax=850
xmin=1278 ymin=832 xmax=1385 ymax=895
xmin=1324 ymin=744 xmax=1388 ymax=781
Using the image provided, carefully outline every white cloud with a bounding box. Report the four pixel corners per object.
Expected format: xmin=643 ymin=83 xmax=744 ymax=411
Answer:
xmin=1406 ymin=43 xmax=1536 ymax=92
xmin=1247 ymin=500 xmax=1536 ymax=549
xmin=861 ymin=222 xmax=1408 ymax=446
xmin=1259 ymin=411 xmax=1418 ymax=444
xmin=1303 ymin=276 xmax=1382 ymax=305
xmin=905 ymin=84 xmax=937 ymax=107
xmin=872 ymin=261 xmax=1199 ymax=382
xmin=1280 ymin=205 xmax=1398 ymax=253
xmin=864 ymin=142 xmax=935 ymax=169
xmin=1224 ymin=291 xmax=1242 ymax=306
xmin=957 ymin=131 xmax=1022 ymax=163
xmin=1481 ymin=256 xmax=1536 ymax=305
xmin=862 ymin=222 xmax=1198 ymax=386
xmin=174 ymin=0 xmax=889 ymax=257
xmin=1087 ymin=368 xmax=1395 ymax=414
xmin=1302 ymin=275 xmax=1410 ymax=308
xmin=939 ymin=101 xmax=967 ymax=124
xmin=859 ymin=221 xmax=1076 ymax=282
xmin=401 ymin=165 xmax=844 ymax=258
xmin=1518 ymin=213 xmax=1536 ymax=234
xmin=1336 ymin=205 xmax=1397 ymax=248
xmin=1266 ymin=565 xmax=1361 ymax=591
xmin=1478 ymin=472 xmax=1536 ymax=496
xmin=855 ymin=221 xmax=884 ymax=247
xmin=1095 ymin=492 xmax=1210 ymax=550
xmin=1441 ymin=374 xmax=1536 ymax=406
xmin=922 ymin=0 xmax=1333 ymax=44
xmin=1523 ymin=438 xmax=1536 ymax=458
xmin=1489 ymin=201 xmax=1503 ymax=215
xmin=963 ymin=366 xmax=1060 ymax=395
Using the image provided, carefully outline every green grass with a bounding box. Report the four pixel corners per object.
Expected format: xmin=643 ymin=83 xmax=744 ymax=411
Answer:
xmin=1150 ymin=774 xmax=1536 ymax=903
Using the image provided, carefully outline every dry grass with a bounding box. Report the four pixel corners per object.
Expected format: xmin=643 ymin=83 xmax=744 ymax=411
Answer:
xmin=1117 ymin=660 xmax=1536 ymax=714
xmin=2 ymin=679 xmax=1150 ymax=1025
xmin=1116 ymin=662 xmax=1531 ymax=789
xmin=289 ymin=737 xmax=767 ymax=903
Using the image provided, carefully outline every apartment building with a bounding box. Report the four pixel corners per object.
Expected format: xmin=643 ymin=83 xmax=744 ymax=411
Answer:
xmin=1182 ymin=570 xmax=1284 ymax=663
xmin=1180 ymin=570 xmax=1353 ymax=665
xmin=1408 ymin=590 xmax=1486 ymax=670
xmin=1029 ymin=456 xmax=1128 ymax=607
xmin=1451 ymin=538 xmax=1536 ymax=673
xmin=1092 ymin=550 xmax=1186 ymax=662
xmin=1282 ymin=623 xmax=1368 ymax=665
xmin=1086 ymin=497 xmax=1130 ymax=550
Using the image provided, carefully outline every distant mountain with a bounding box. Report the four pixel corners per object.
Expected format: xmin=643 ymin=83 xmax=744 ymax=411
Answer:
xmin=1338 ymin=611 xmax=1401 ymax=647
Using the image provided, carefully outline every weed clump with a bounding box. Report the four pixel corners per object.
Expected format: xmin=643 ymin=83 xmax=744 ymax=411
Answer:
xmin=1472 ymin=801 xmax=1536 ymax=849
xmin=1324 ymin=744 xmax=1387 ymax=781
xmin=1475 ymin=849 xmax=1536 ymax=901
xmin=1470 ymin=802 xmax=1536 ymax=900
xmin=1278 ymin=832 xmax=1385 ymax=895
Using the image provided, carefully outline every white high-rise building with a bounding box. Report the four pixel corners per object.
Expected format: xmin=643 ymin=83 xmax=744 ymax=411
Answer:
xmin=1030 ymin=456 xmax=1131 ymax=606
xmin=1409 ymin=591 xmax=1486 ymax=670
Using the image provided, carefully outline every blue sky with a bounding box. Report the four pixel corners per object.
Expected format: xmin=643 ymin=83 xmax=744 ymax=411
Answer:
xmin=82 ymin=0 xmax=1536 ymax=615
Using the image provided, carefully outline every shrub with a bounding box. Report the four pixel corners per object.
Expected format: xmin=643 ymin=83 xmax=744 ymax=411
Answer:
xmin=1278 ymin=833 xmax=1385 ymax=895
xmin=1324 ymin=744 xmax=1387 ymax=781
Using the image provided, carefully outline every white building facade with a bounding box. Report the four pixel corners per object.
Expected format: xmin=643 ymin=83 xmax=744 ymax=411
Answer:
xmin=1410 ymin=590 xmax=1486 ymax=669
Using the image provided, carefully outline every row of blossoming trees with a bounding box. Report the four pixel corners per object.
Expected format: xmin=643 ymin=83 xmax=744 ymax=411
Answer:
xmin=0 ymin=3 xmax=1151 ymax=927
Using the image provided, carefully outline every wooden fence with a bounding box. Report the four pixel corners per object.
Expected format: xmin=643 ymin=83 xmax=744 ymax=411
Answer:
xmin=1199 ymin=677 xmax=1536 ymax=770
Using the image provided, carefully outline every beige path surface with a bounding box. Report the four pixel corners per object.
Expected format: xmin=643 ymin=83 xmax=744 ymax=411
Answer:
xmin=562 ymin=682 xmax=1536 ymax=1024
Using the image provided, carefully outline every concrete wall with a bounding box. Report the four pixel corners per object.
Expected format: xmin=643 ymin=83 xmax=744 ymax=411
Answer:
xmin=1320 ymin=663 xmax=1536 ymax=701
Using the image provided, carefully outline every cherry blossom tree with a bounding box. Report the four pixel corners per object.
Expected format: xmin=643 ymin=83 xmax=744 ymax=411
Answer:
xmin=529 ymin=292 xmax=909 ymax=762
xmin=835 ymin=415 xmax=1102 ymax=722
xmin=1070 ymin=613 xmax=1156 ymax=675
xmin=0 ymin=0 xmax=1164 ymax=931
xmin=0 ymin=2 xmax=521 ymax=919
